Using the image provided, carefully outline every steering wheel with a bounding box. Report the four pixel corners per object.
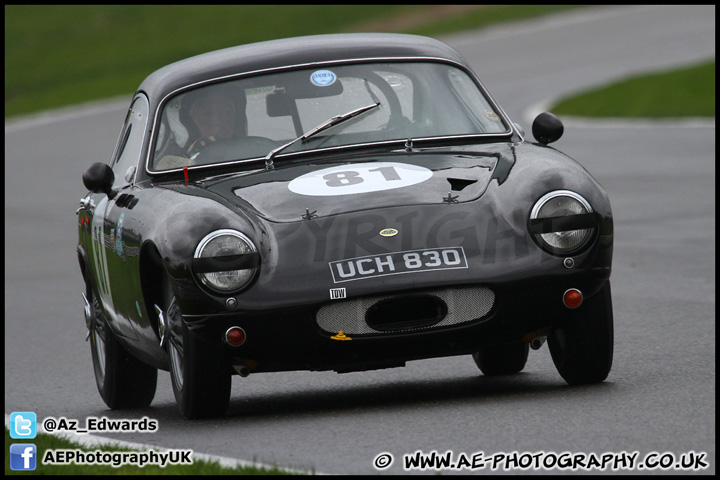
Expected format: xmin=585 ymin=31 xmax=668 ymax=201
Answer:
xmin=357 ymin=70 xmax=408 ymax=130
xmin=191 ymin=136 xmax=280 ymax=164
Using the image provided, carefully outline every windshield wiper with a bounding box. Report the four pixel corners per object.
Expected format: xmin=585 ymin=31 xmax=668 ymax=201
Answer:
xmin=264 ymin=101 xmax=380 ymax=170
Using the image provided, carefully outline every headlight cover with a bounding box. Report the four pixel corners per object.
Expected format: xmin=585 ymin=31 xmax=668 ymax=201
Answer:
xmin=193 ymin=229 xmax=259 ymax=293
xmin=530 ymin=190 xmax=595 ymax=254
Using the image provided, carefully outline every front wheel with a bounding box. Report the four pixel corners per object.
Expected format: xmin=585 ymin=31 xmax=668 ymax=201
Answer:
xmin=87 ymin=286 xmax=157 ymax=409
xmin=548 ymin=281 xmax=614 ymax=385
xmin=472 ymin=341 xmax=529 ymax=376
xmin=164 ymin=278 xmax=231 ymax=419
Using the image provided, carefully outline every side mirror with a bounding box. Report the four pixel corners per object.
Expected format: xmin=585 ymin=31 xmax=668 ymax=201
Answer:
xmin=532 ymin=112 xmax=564 ymax=145
xmin=83 ymin=162 xmax=115 ymax=197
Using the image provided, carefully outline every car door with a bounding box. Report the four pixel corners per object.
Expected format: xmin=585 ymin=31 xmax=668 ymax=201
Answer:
xmin=83 ymin=95 xmax=150 ymax=340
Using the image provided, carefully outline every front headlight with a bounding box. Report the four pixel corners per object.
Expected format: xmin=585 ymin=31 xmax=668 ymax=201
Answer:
xmin=530 ymin=190 xmax=595 ymax=254
xmin=193 ymin=229 xmax=259 ymax=293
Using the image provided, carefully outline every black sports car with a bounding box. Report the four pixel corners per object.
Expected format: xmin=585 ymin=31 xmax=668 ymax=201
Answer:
xmin=77 ymin=33 xmax=613 ymax=419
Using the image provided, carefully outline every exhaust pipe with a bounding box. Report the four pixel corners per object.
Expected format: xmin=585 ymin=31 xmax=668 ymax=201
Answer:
xmin=530 ymin=335 xmax=547 ymax=350
xmin=233 ymin=365 xmax=250 ymax=377
xmin=523 ymin=329 xmax=549 ymax=350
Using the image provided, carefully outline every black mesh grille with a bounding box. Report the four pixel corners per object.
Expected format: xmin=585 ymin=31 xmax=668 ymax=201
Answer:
xmin=316 ymin=286 xmax=494 ymax=336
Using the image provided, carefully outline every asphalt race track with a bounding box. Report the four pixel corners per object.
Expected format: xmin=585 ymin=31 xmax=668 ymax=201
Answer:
xmin=5 ymin=5 xmax=715 ymax=475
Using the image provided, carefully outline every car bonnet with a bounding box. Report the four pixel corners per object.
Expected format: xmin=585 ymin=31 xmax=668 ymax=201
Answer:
xmin=199 ymin=146 xmax=515 ymax=223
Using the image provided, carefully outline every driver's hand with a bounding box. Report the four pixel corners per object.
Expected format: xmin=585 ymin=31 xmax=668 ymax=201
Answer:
xmin=187 ymin=135 xmax=217 ymax=157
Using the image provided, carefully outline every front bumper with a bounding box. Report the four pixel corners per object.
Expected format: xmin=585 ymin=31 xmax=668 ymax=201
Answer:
xmin=183 ymin=267 xmax=610 ymax=374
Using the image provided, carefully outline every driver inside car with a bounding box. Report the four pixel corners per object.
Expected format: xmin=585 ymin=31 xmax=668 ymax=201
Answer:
xmin=186 ymin=92 xmax=237 ymax=155
xmin=155 ymin=87 xmax=246 ymax=170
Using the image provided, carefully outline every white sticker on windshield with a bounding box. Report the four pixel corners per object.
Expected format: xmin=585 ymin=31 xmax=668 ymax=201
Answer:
xmin=288 ymin=162 xmax=433 ymax=196
xmin=310 ymin=70 xmax=337 ymax=87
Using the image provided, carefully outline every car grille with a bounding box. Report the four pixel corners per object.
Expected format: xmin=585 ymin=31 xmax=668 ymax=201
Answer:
xmin=316 ymin=286 xmax=495 ymax=336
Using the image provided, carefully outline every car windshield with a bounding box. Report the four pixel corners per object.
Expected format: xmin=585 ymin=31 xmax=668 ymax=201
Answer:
xmin=151 ymin=62 xmax=510 ymax=171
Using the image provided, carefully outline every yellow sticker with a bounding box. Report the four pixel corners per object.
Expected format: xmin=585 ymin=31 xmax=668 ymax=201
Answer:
xmin=379 ymin=228 xmax=398 ymax=237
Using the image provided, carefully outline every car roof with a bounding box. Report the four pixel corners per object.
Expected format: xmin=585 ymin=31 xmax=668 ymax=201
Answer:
xmin=137 ymin=33 xmax=471 ymax=102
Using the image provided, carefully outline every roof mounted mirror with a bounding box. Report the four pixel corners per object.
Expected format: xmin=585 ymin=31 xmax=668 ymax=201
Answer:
xmin=266 ymin=90 xmax=294 ymax=117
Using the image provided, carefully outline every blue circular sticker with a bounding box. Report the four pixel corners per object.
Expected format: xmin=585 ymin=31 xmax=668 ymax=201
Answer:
xmin=310 ymin=70 xmax=336 ymax=87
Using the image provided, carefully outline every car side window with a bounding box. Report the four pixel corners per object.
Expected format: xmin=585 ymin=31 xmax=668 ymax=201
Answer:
xmin=111 ymin=95 xmax=149 ymax=188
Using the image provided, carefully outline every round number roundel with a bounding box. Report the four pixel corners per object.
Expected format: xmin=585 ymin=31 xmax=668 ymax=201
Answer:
xmin=288 ymin=162 xmax=433 ymax=196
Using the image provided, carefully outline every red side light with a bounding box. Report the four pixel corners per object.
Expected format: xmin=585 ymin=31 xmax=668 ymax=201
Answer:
xmin=225 ymin=327 xmax=246 ymax=346
xmin=563 ymin=289 xmax=583 ymax=309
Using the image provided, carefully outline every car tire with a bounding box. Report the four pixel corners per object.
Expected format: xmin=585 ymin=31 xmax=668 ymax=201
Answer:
xmin=472 ymin=341 xmax=529 ymax=375
xmin=164 ymin=280 xmax=231 ymax=419
xmin=88 ymin=285 xmax=157 ymax=409
xmin=548 ymin=281 xmax=614 ymax=385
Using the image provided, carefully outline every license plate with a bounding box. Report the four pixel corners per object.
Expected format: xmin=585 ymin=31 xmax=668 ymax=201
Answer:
xmin=329 ymin=247 xmax=468 ymax=283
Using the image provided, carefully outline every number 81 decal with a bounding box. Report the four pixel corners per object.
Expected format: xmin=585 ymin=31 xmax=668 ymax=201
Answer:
xmin=288 ymin=162 xmax=433 ymax=196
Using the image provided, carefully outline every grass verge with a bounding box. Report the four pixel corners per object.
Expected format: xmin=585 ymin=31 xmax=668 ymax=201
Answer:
xmin=551 ymin=60 xmax=715 ymax=118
